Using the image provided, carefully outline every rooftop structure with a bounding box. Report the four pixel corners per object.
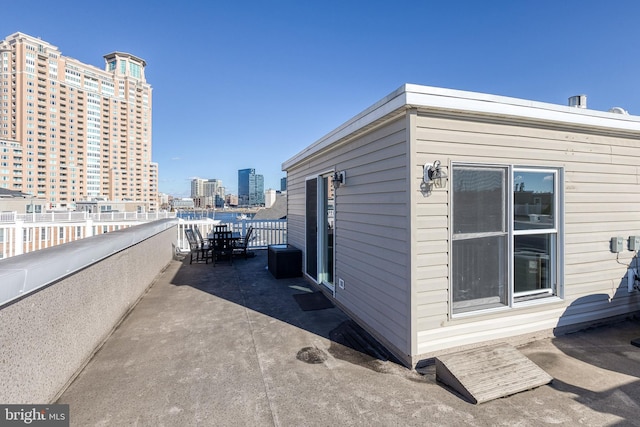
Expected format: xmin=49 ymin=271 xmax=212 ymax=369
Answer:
xmin=283 ymin=83 xmax=640 ymax=366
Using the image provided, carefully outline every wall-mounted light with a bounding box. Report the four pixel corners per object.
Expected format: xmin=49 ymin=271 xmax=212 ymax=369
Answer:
xmin=423 ymin=160 xmax=447 ymax=189
xmin=332 ymin=171 xmax=346 ymax=189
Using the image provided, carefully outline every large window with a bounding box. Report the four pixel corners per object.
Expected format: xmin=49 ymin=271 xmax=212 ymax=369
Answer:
xmin=451 ymin=164 xmax=562 ymax=315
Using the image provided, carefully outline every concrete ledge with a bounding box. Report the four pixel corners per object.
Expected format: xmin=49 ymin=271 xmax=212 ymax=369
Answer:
xmin=0 ymin=218 xmax=177 ymax=306
xmin=0 ymin=219 xmax=177 ymax=403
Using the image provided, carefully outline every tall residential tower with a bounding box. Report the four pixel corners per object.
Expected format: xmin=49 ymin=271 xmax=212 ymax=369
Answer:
xmin=0 ymin=32 xmax=157 ymax=210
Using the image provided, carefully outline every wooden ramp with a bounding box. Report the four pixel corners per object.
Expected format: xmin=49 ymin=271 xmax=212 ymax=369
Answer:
xmin=435 ymin=343 xmax=553 ymax=404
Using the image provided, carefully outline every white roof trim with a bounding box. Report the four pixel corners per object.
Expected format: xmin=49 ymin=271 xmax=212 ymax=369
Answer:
xmin=282 ymin=83 xmax=640 ymax=171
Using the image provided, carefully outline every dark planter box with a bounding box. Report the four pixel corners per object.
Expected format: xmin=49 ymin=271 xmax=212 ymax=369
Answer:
xmin=268 ymin=244 xmax=302 ymax=279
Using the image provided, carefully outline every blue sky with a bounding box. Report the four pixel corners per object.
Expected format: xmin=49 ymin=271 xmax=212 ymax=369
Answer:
xmin=5 ymin=1 xmax=640 ymax=196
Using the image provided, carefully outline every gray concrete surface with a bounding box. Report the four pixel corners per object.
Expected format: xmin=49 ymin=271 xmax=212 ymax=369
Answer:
xmin=58 ymin=250 xmax=640 ymax=426
xmin=0 ymin=224 xmax=175 ymax=404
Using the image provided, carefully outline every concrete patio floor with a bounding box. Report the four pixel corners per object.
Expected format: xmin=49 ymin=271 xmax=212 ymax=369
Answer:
xmin=57 ymin=250 xmax=640 ymax=426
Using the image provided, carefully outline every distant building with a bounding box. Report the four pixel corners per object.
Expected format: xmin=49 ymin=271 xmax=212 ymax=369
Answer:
xmin=281 ymin=177 xmax=287 ymax=191
xmin=191 ymin=178 xmax=224 ymax=205
xmin=0 ymin=188 xmax=47 ymax=213
xmin=158 ymin=192 xmax=170 ymax=210
xmin=264 ymin=189 xmax=277 ymax=208
xmin=170 ymin=198 xmax=194 ymax=209
xmin=192 ymin=195 xmax=214 ymax=209
xmin=204 ymin=179 xmax=224 ymax=200
xmin=76 ymin=199 xmax=145 ymax=213
xmin=225 ymin=194 xmax=238 ymax=207
xmin=0 ymin=32 xmax=156 ymax=211
xmin=238 ymin=168 xmax=264 ymax=207
xmin=190 ymin=179 xmax=205 ymax=199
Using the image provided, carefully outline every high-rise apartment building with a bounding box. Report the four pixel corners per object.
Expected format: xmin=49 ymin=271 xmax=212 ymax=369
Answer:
xmin=190 ymin=178 xmax=225 ymax=208
xmin=0 ymin=32 xmax=156 ymax=210
xmin=190 ymin=178 xmax=205 ymax=199
xmin=238 ymin=168 xmax=264 ymax=207
xmin=191 ymin=178 xmax=224 ymax=199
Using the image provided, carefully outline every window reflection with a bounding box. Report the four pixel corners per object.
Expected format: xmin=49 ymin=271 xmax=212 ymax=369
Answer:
xmin=514 ymin=234 xmax=553 ymax=294
xmin=514 ymin=171 xmax=554 ymax=230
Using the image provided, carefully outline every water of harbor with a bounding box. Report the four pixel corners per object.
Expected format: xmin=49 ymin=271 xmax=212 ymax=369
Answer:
xmin=176 ymin=210 xmax=255 ymax=225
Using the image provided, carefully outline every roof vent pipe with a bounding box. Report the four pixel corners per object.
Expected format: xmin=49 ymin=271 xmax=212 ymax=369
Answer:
xmin=568 ymin=95 xmax=587 ymax=109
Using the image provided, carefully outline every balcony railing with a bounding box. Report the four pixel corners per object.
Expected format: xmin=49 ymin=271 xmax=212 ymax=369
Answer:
xmin=0 ymin=210 xmax=175 ymax=223
xmin=0 ymin=211 xmax=287 ymax=260
xmin=175 ymin=218 xmax=287 ymax=252
xmin=0 ymin=211 xmax=177 ymax=259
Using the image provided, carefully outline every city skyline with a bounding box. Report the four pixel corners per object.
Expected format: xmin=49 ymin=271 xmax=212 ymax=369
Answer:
xmin=4 ymin=1 xmax=640 ymax=197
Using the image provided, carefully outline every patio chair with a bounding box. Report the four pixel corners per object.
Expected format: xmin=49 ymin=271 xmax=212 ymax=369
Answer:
xmin=193 ymin=225 xmax=209 ymax=248
xmin=212 ymin=230 xmax=233 ymax=266
xmin=193 ymin=225 xmax=213 ymax=263
xmin=233 ymin=226 xmax=254 ymax=259
xmin=184 ymin=228 xmax=209 ymax=264
xmin=214 ymin=224 xmax=228 ymax=232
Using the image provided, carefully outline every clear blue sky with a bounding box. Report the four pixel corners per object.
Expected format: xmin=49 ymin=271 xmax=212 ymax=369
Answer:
xmin=5 ymin=1 xmax=640 ymax=196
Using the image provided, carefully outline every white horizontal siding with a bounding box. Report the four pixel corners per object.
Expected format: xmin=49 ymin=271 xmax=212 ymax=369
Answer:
xmin=414 ymin=112 xmax=640 ymax=357
xmin=286 ymin=117 xmax=412 ymax=357
xmin=285 ymin=172 xmax=307 ymax=249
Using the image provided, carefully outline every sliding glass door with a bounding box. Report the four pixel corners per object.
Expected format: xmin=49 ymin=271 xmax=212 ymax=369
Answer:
xmin=305 ymin=173 xmax=335 ymax=291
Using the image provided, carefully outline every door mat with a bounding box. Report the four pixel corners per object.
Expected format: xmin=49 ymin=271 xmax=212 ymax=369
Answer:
xmin=293 ymin=291 xmax=334 ymax=311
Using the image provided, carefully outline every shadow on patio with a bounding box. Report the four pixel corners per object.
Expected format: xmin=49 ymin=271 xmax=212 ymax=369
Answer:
xmin=56 ymin=249 xmax=640 ymax=426
xmin=168 ymin=249 xmax=403 ymax=371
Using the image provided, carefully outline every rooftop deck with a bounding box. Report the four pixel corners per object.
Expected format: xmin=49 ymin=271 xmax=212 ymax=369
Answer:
xmin=56 ymin=249 xmax=640 ymax=426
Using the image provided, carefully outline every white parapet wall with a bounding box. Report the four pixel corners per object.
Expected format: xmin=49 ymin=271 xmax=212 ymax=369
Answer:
xmin=0 ymin=218 xmax=177 ymax=403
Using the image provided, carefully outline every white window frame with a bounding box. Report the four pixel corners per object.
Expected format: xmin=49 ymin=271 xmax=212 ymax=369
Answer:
xmin=511 ymin=167 xmax=561 ymax=305
xmin=450 ymin=162 xmax=564 ymax=318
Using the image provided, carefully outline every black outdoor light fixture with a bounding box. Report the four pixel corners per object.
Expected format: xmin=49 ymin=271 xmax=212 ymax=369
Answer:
xmin=332 ymin=170 xmax=346 ymax=189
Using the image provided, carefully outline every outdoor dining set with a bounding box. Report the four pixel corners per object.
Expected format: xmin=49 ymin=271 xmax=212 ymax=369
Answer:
xmin=184 ymin=224 xmax=254 ymax=266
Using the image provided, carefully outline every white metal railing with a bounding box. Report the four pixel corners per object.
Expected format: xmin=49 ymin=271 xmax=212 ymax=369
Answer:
xmin=176 ymin=219 xmax=287 ymax=253
xmin=0 ymin=213 xmax=286 ymax=260
xmin=0 ymin=211 xmax=176 ymax=223
xmin=0 ymin=212 xmax=177 ymax=259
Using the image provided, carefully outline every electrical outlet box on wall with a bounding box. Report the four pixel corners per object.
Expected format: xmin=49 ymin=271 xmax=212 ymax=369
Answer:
xmin=611 ymin=237 xmax=624 ymax=253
